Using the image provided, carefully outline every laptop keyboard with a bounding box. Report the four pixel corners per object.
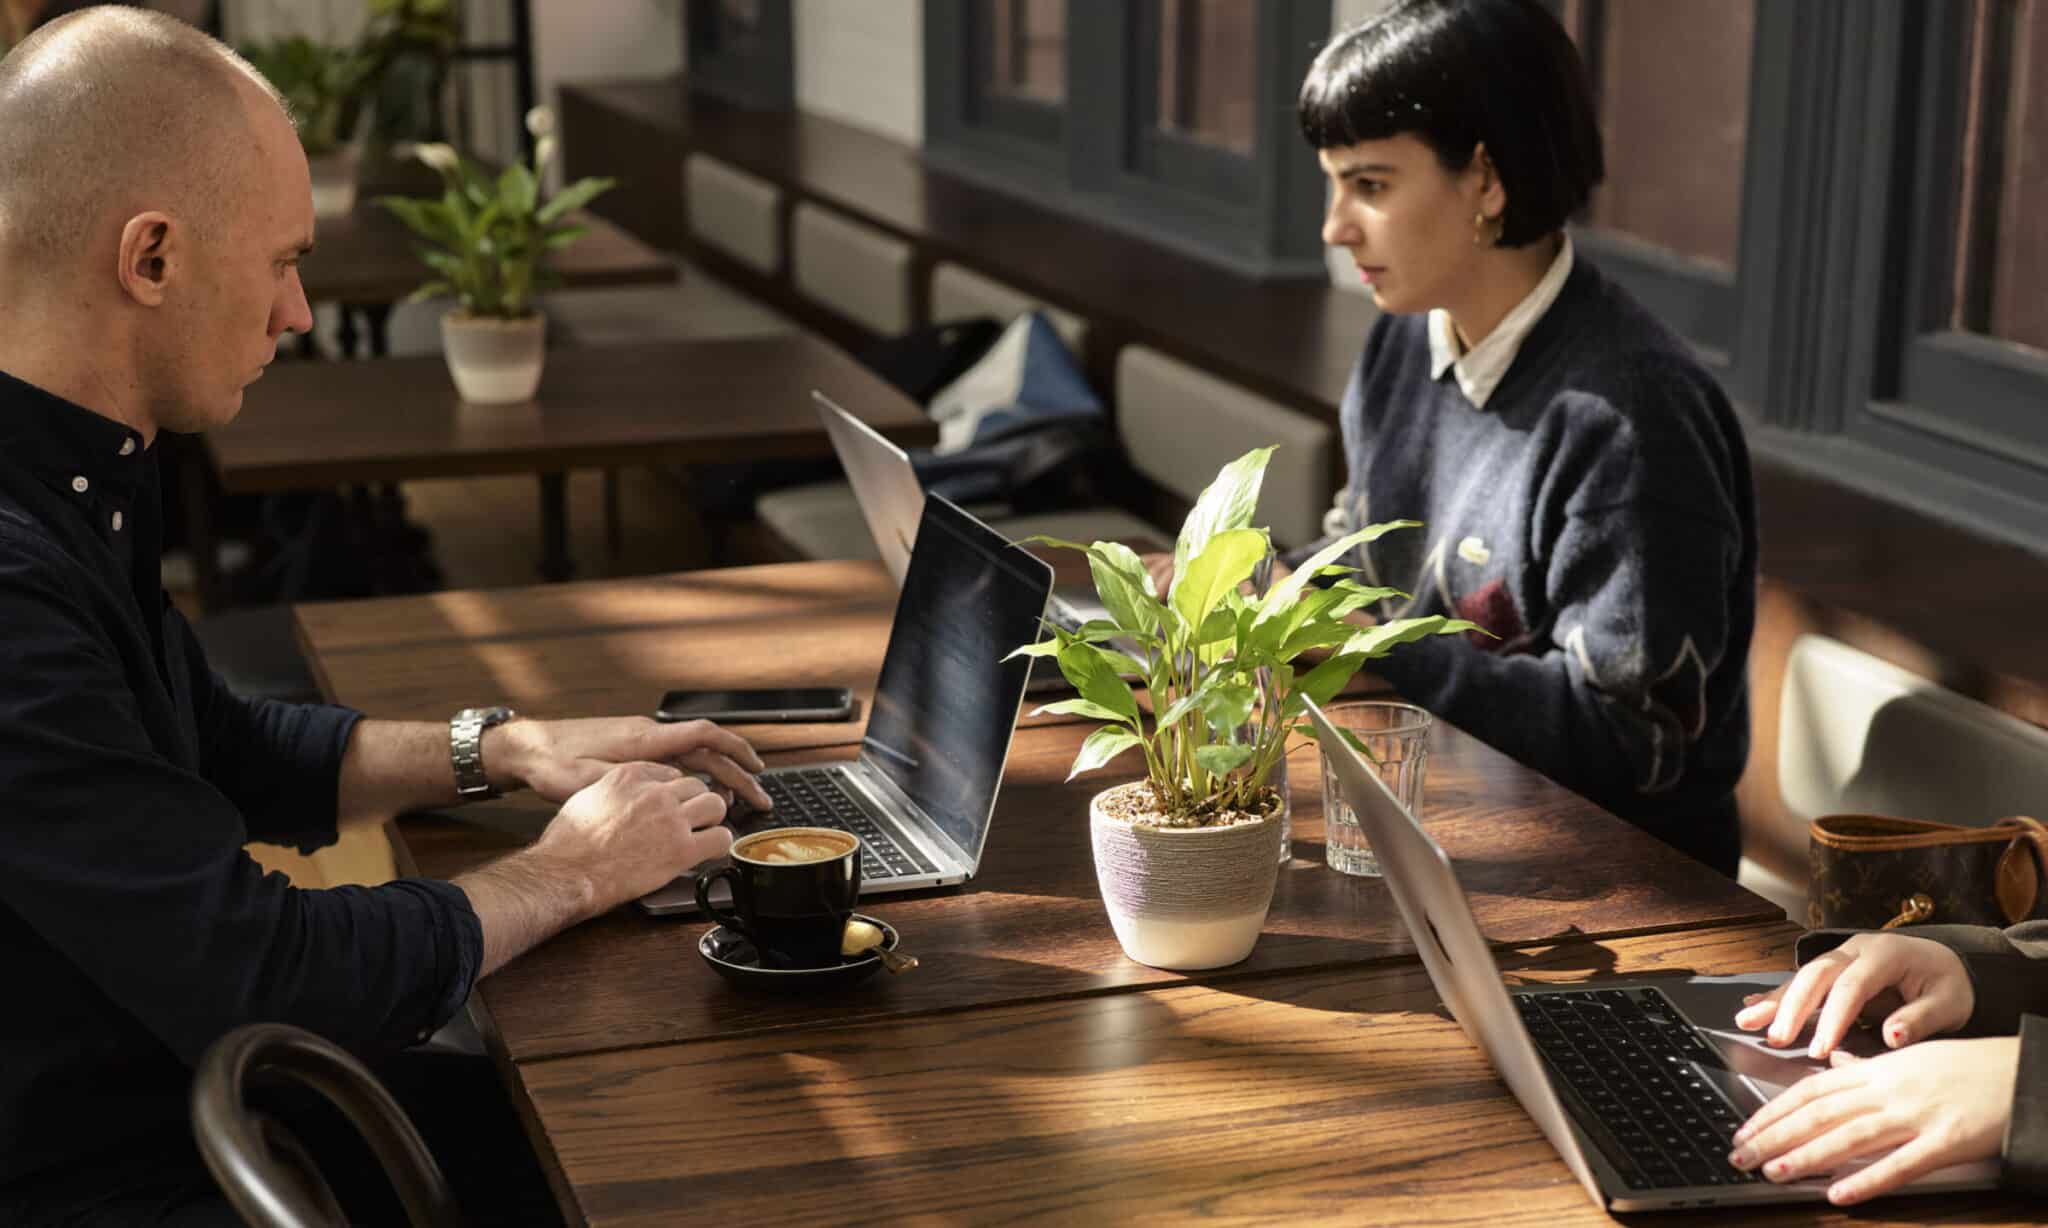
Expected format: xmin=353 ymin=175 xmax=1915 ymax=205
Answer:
xmin=1515 ymin=987 xmax=1767 ymax=1191
xmin=758 ymin=768 xmax=939 ymax=880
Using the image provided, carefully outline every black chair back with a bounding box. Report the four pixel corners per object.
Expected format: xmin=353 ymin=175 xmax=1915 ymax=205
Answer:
xmin=190 ymin=1022 xmax=464 ymax=1228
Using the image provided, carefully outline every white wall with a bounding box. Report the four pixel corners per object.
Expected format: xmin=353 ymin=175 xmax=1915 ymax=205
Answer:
xmin=792 ymin=0 xmax=922 ymax=145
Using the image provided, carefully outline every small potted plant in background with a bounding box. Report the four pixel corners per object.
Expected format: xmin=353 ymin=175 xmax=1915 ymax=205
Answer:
xmin=240 ymin=35 xmax=376 ymax=217
xmin=1010 ymin=447 xmax=1479 ymax=970
xmin=378 ymin=107 xmax=615 ymax=404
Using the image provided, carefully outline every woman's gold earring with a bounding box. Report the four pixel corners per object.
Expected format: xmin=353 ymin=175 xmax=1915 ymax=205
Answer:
xmin=1472 ymin=211 xmax=1497 ymax=248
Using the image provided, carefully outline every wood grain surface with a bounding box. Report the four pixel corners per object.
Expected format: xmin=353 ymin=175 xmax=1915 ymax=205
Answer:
xmin=513 ymin=921 xmax=2032 ymax=1226
xmin=211 ymin=334 xmax=933 ymax=491
xmin=398 ymin=717 xmax=1778 ymax=1064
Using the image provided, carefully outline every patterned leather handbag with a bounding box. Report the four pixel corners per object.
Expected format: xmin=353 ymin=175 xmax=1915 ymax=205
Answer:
xmin=1807 ymin=813 xmax=2048 ymax=930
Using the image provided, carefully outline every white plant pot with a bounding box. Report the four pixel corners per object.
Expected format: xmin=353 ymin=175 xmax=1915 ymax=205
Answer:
xmin=1090 ymin=781 xmax=1284 ymax=970
xmin=440 ymin=312 xmax=547 ymax=404
xmin=307 ymin=145 xmax=362 ymax=218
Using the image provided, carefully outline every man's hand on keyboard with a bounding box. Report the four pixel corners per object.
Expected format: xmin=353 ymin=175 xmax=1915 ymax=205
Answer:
xmin=486 ymin=715 xmax=772 ymax=813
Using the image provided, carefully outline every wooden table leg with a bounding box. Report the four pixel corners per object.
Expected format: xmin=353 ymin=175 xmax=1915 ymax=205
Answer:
xmin=538 ymin=472 xmax=574 ymax=582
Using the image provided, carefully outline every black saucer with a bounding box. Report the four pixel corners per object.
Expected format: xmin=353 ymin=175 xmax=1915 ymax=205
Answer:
xmin=696 ymin=914 xmax=900 ymax=993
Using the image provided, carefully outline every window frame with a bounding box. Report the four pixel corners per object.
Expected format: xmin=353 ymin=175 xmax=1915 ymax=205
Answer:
xmin=1551 ymin=0 xmax=1768 ymax=377
xmin=685 ymin=0 xmax=794 ymax=111
xmin=1732 ymin=0 xmax=2048 ymax=551
xmin=1875 ymin=0 xmax=2048 ymax=468
xmin=924 ymin=0 xmax=1329 ymax=279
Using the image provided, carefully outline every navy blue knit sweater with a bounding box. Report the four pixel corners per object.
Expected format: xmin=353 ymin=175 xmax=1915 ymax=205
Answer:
xmin=1296 ymin=258 xmax=1756 ymax=871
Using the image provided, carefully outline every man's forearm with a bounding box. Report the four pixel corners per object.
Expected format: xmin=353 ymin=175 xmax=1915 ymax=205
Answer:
xmin=336 ymin=718 xmax=531 ymax=831
xmin=455 ymin=847 xmax=597 ymax=978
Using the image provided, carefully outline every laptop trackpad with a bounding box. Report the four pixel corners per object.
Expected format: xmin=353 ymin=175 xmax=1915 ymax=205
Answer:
xmin=1660 ymin=974 xmax=1889 ymax=1105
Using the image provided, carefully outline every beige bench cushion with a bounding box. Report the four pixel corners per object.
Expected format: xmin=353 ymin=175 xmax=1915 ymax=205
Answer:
xmin=685 ymin=155 xmax=782 ymax=275
xmin=1114 ymin=346 xmax=1334 ymax=549
xmin=545 ymin=260 xmax=794 ymax=345
xmin=991 ymin=506 xmax=1165 ymax=548
xmin=757 ymin=480 xmax=1019 ymax=563
xmin=756 ymin=481 xmax=876 ymax=562
xmin=792 ymin=203 xmax=914 ymax=336
xmin=930 ymin=261 xmax=1089 ymax=356
xmin=1739 ymin=634 xmax=2048 ymax=918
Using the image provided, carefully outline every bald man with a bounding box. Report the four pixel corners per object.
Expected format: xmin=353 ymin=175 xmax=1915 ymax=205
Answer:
xmin=0 ymin=9 xmax=771 ymax=1224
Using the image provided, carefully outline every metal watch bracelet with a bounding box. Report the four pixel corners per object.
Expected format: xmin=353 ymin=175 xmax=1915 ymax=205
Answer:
xmin=450 ymin=705 xmax=516 ymax=798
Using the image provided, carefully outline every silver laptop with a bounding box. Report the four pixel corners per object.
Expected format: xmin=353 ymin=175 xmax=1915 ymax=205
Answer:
xmin=812 ymin=389 xmax=1109 ymax=633
xmin=1302 ymin=698 xmax=1999 ymax=1212
xmin=638 ymin=494 xmax=1054 ymax=915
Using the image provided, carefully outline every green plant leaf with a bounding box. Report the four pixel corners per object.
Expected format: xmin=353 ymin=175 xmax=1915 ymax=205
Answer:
xmin=1193 ymin=744 xmax=1256 ymax=776
xmin=1002 ymin=639 xmax=1065 ymax=660
xmin=541 ymin=225 xmax=590 ymax=250
xmin=496 ymin=162 xmax=537 ymax=216
xmin=536 ymin=176 xmax=617 ymax=224
xmin=1067 ymin=726 xmax=1142 ymax=780
xmin=1255 ymin=520 xmax=1422 ymax=627
xmin=1200 ymin=684 xmax=1256 ymax=739
xmin=1171 ymin=447 xmax=1273 ymax=593
xmin=1091 ymin=646 xmax=1152 ymax=679
xmin=1031 ymin=697 xmax=1130 ymax=723
xmin=1297 ymin=652 xmax=1368 ymax=705
xmin=1085 ymin=540 xmax=1162 ymax=639
xmin=1337 ymin=616 xmax=1487 ymax=658
xmin=1054 ymin=641 xmax=1141 ymax=724
xmin=1153 ymin=671 xmax=1222 ymax=730
xmin=1171 ymin=527 xmax=1267 ymax=640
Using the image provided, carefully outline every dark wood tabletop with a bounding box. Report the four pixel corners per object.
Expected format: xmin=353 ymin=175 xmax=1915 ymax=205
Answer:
xmin=387 ymin=719 xmax=1781 ymax=1065
xmin=514 ymin=921 xmax=2032 ymax=1227
xmin=289 ymin=565 xmax=2023 ymax=1225
xmin=211 ymin=334 xmax=933 ymax=493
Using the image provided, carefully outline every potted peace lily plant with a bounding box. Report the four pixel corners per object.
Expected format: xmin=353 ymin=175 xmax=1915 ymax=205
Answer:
xmin=1010 ymin=447 xmax=1478 ymax=970
xmin=378 ymin=107 xmax=615 ymax=404
xmin=242 ymin=35 xmax=377 ymax=217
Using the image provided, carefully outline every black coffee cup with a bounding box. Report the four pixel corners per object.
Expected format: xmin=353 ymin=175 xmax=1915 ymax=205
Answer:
xmin=695 ymin=827 xmax=863 ymax=969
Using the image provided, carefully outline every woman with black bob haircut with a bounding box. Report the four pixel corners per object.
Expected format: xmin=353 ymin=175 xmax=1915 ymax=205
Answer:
xmin=1289 ymin=0 xmax=1757 ymax=876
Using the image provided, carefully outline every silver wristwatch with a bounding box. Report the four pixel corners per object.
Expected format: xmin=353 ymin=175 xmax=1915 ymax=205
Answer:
xmin=450 ymin=706 xmax=516 ymax=798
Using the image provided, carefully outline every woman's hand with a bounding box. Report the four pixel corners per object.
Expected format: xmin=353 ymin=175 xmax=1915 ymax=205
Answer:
xmin=1728 ymin=1036 xmax=2017 ymax=1204
xmin=1734 ymin=932 xmax=1974 ymax=1058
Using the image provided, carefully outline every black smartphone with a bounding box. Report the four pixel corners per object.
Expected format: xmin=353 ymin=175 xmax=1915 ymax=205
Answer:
xmin=654 ymin=686 xmax=858 ymax=723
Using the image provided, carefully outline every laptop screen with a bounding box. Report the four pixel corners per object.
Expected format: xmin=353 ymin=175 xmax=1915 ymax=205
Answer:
xmin=861 ymin=495 xmax=1052 ymax=864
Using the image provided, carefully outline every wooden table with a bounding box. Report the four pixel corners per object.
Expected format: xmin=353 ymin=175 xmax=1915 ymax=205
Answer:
xmin=279 ymin=564 xmax=2042 ymax=1224
xmin=195 ymin=334 xmax=933 ymax=606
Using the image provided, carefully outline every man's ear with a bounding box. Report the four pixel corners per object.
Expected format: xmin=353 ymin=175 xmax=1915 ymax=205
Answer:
xmin=116 ymin=213 xmax=175 ymax=306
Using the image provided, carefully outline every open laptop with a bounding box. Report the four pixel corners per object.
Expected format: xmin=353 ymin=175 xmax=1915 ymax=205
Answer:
xmin=813 ymin=389 xmax=1111 ymax=634
xmin=1302 ymin=698 xmax=2000 ymax=1212
xmin=637 ymin=493 xmax=1054 ymax=915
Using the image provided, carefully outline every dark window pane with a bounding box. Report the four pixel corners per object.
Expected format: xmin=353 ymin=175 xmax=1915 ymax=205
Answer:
xmin=1155 ymin=0 xmax=1256 ymax=156
xmin=1952 ymin=0 xmax=2048 ymax=353
xmin=985 ymin=0 xmax=1066 ymax=107
xmin=1566 ymin=0 xmax=1753 ymax=274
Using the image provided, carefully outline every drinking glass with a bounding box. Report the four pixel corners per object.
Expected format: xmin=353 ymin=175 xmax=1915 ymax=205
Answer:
xmin=1318 ymin=701 xmax=1432 ymax=877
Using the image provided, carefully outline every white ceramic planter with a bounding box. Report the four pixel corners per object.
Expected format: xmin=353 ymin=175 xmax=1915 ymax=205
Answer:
xmin=307 ymin=145 xmax=362 ymax=218
xmin=441 ymin=312 xmax=547 ymax=404
xmin=1090 ymin=781 xmax=1284 ymax=970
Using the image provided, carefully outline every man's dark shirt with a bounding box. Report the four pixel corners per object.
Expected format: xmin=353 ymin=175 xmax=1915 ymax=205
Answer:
xmin=0 ymin=368 xmax=483 ymax=1187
